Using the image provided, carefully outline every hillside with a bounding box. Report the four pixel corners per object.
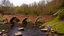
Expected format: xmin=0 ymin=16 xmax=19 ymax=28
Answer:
xmin=40 ymin=9 xmax=64 ymax=34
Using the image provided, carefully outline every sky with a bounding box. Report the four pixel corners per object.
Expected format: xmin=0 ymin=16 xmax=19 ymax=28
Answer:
xmin=9 ymin=0 xmax=43 ymax=6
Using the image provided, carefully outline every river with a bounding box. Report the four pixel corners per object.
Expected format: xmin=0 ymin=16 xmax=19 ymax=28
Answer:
xmin=9 ymin=23 xmax=46 ymax=36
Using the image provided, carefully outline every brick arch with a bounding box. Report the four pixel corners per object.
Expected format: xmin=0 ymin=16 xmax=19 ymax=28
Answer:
xmin=3 ymin=15 xmax=13 ymax=22
xmin=28 ymin=16 xmax=40 ymax=24
xmin=17 ymin=16 xmax=28 ymax=22
xmin=22 ymin=18 xmax=28 ymax=21
xmin=35 ymin=17 xmax=43 ymax=23
xmin=3 ymin=15 xmax=55 ymax=24
xmin=21 ymin=18 xmax=29 ymax=24
xmin=10 ymin=17 xmax=20 ymax=23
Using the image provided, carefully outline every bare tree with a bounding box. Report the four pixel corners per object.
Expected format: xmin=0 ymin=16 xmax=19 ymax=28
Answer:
xmin=2 ymin=0 xmax=14 ymax=7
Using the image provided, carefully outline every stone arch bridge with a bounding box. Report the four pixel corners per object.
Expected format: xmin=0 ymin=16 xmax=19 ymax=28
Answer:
xmin=3 ymin=15 xmax=55 ymax=24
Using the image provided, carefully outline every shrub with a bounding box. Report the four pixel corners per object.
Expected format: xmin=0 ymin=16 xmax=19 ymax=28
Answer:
xmin=58 ymin=9 xmax=64 ymax=19
xmin=35 ymin=18 xmax=45 ymax=25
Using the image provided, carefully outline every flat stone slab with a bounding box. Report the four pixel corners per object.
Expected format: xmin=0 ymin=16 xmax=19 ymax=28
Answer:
xmin=18 ymin=27 xmax=24 ymax=31
xmin=15 ymin=31 xmax=22 ymax=36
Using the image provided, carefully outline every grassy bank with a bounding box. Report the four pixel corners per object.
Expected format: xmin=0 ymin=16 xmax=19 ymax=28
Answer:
xmin=40 ymin=16 xmax=64 ymax=34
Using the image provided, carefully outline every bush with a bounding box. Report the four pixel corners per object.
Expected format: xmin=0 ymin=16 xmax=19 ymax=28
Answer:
xmin=58 ymin=9 xmax=64 ymax=19
xmin=62 ymin=0 xmax=64 ymax=7
xmin=35 ymin=18 xmax=45 ymax=25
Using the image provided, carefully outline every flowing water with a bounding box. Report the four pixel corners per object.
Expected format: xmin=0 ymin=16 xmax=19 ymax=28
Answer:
xmin=9 ymin=22 xmax=46 ymax=36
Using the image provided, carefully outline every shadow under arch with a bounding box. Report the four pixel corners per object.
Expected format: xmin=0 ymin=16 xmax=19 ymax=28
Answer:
xmin=10 ymin=17 xmax=20 ymax=28
xmin=21 ymin=18 xmax=28 ymax=27
xmin=10 ymin=17 xmax=20 ymax=23
xmin=22 ymin=18 xmax=28 ymax=24
xmin=22 ymin=18 xmax=35 ymax=28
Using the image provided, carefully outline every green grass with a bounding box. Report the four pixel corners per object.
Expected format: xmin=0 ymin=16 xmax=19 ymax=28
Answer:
xmin=52 ymin=22 xmax=64 ymax=34
xmin=0 ymin=16 xmax=5 ymax=21
xmin=40 ymin=16 xmax=60 ymax=27
xmin=40 ymin=16 xmax=64 ymax=34
xmin=0 ymin=16 xmax=5 ymax=24
xmin=26 ymin=19 xmax=31 ymax=22
xmin=0 ymin=24 xmax=10 ymax=31
xmin=0 ymin=16 xmax=11 ymax=30
xmin=36 ymin=18 xmax=45 ymax=23
xmin=36 ymin=18 xmax=44 ymax=23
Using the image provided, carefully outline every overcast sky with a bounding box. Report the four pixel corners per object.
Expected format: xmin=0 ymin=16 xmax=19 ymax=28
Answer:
xmin=9 ymin=0 xmax=44 ymax=6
